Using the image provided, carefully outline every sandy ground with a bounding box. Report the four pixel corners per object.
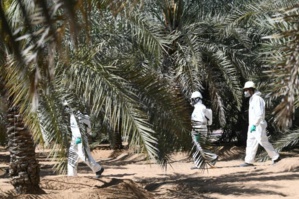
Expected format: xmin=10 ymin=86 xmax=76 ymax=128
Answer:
xmin=1 ymin=145 xmax=299 ymax=199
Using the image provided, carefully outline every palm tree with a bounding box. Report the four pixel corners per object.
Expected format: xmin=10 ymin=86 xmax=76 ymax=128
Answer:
xmin=77 ymin=0 xmax=268 ymax=166
xmin=0 ymin=1 xmax=192 ymax=193
xmin=139 ymin=0 xmax=267 ymax=146
xmin=6 ymin=100 xmax=42 ymax=194
xmin=256 ymin=0 xmax=299 ymax=152
xmin=215 ymin=0 xmax=299 ymax=157
xmin=0 ymin=51 xmax=7 ymax=146
xmin=2 ymin=0 xmax=299 ymax=194
xmin=0 ymin=82 xmax=7 ymax=147
xmin=258 ymin=0 xmax=299 ymax=128
xmin=0 ymin=0 xmax=96 ymax=193
xmin=0 ymin=1 xmax=65 ymax=193
xmin=0 ymin=61 xmax=42 ymax=194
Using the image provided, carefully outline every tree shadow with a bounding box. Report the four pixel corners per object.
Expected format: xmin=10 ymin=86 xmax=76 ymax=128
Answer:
xmin=135 ymin=169 xmax=298 ymax=198
xmin=0 ymin=190 xmax=50 ymax=199
xmin=0 ymin=153 xmax=9 ymax=163
xmin=39 ymin=164 xmax=58 ymax=176
xmin=104 ymin=173 xmax=136 ymax=178
xmin=96 ymin=178 xmax=124 ymax=188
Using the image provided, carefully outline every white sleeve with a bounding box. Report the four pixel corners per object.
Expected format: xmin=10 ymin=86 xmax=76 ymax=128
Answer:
xmin=252 ymin=97 xmax=265 ymax=126
xmin=70 ymin=114 xmax=81 ymax=138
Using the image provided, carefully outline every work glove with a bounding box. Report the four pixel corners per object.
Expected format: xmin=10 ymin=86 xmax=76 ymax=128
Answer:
xmin=75 ymin=137 xmax=82 ymax=145
xmin=194 ymin=134 xmax=200 ymax=142
xmin=250 ymin=125 xmax=256 ymax=133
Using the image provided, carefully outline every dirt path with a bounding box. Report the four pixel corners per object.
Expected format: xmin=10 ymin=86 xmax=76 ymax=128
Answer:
xmin=1 ymin=146 xmax=299 ymax=198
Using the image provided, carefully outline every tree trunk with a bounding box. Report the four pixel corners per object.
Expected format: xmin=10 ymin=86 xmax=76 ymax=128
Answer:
xmin=110 ymin=130 xmax=123 ymax=150
xmin=7 ymin=106 xmax=43 ymax=194
xmin=109 ymin=116 xmax=123 ymax=150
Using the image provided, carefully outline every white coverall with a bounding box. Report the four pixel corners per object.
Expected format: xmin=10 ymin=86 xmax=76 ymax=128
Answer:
xmin=67 ymin=113 xmax=102 ymax=176
xmin=191 ymin=100 xmax=211 ymax=139
xmin=191 ymin=100 xmax=217 ymax=168
xmin=244 ymin=91 xmax=279 ymax=164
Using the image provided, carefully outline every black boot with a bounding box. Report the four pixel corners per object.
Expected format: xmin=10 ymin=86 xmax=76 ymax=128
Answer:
xmin=95 ymin=168 xmax=104 ymax=178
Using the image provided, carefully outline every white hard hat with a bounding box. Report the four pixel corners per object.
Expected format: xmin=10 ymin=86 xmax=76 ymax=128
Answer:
xmin=243 ymin=81 xmax=255 ymax=89
xmin=63 ymin=100 xmax=69 ymax=106
xmin=191 ymin=91 xmax=202 ymax=99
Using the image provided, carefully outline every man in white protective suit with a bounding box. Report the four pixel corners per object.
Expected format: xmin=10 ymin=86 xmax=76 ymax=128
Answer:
xmin=190 ymin=91 xmax=218 ymax=169
xmin=240 ymin=81 xmax=281 ymax=167
xmin=64 ymin=102 xmax=104 ymax=177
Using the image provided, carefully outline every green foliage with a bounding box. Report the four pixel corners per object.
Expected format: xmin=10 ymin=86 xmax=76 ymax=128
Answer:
xmin=259 ymin=1 xmax=299 ymax=129
xmin=1 ymin=0 xmax=299 ymax=174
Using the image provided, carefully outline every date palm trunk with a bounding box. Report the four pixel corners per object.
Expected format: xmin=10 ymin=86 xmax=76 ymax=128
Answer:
xmin=111 ymin=130 xmax=123 ymax=150
xmin=6 ymin=106 xmax=43 ymax=194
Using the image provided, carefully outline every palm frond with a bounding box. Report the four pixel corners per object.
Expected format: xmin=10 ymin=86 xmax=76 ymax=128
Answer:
xmin=260 ymin=2 xmax=299 ymax=129
xmin=59 ymin=48 xmax=160 ymax=160
xmin=127 ymin=12 xmax=177 ymax=68
xmin=120 ymin=63 xmax=192 ymax=164
xmin=257 ymin=128 xmax=299 ymax=161
xmin=273 ymin=129 xmax=299 ymax=152
xmin=174 ymin=40 xmax=204 ymax=93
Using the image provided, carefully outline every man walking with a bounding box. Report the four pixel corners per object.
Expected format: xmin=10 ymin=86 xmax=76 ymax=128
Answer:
xmin=240 ymin=81 xmax=281 ymax=167
xmin=190 ymin=91 xmax=218 ymax=169
xmin=64 ymin=102 xmax=104 ymax=177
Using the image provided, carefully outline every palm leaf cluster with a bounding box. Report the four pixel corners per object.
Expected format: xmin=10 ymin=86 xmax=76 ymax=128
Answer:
xmin=249 ymin=0 xmax=299 ymax=153
xmin=6 ymin=0 xmax=193 ymax=171
xmin=0 ymin=0 xmax=299 ymax=182
xmin=152 ymin=1 xmax=267 ymax=143
xmin=260 ymin=1 xmax=299 ymax=129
